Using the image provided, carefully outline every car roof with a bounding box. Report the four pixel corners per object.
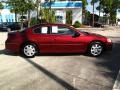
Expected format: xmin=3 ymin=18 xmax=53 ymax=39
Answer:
xmin=32 ymin=23 xmax=70 ymax=28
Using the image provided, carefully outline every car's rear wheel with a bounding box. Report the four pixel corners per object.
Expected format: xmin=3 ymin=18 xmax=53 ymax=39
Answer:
xmin=88 ymin=42 xmax=103 ymax=56
xmin=21 ymin=43 xmax=38 ymax=58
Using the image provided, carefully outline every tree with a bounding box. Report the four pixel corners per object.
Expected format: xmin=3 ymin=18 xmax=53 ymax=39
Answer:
xmin=101 ymin=0 xmax=120 ymax=25
xmin=26 ymin=0 xmax=36 ymax=27
xmin=48 ymin=0 xmax=56 ymax=23
xmin=0 ymin=2 xmax=4 ymax=9
xmin=8 ymin=0 xmax=35 ymax=27
xmin=91 ymin=0 xmax=96 ymax=27
xmin=42 ymin=8 xmax=56 ymax=23
xmin=85 ymin=10 xmax=91 ymax=25
xmin=91 ymin=0 xmax=120 ymax=25
xmin=91 ymin=0 xmax=100 ymax=19
xmin=81 ymin=0 xmax=88 ymax=24
xmin=109 ymin=0 xmax=120 ymax=24
xmin=8 ymin=0 xmax=20 ymax=22
xmin=66 ymin=10 xmax=72 ymax=25
xmin=42 ymin=0 xmax=56 ymax=23
xmin=35 ymin=0 xmax=41 ymax=21
xmin=82 ymin=0 xmax=88 ymax=13
xmin=0 ymin=2 xmax=3 ymax=17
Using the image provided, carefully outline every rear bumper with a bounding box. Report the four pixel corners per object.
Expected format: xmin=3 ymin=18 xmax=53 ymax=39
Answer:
xmin=5 ymin=42 xmax=20 ymax=53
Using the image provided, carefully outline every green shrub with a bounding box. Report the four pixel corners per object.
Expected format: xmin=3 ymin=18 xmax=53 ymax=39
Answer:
xmin=73 ymin=21 xmax=81 ymax=28
xmin=30 ymin=17 xmax=38 ymax=26
xmin=42 ymin=8 xmax=56 ymax=23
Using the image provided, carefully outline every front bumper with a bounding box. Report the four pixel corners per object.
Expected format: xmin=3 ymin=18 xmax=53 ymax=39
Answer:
xmin=105 ymin=42 xmax=113 ymax=51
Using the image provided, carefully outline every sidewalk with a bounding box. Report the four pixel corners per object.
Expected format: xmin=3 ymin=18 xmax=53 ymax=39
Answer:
xmin=78 ymin=25 xmax=120 ymax=31
xmin=0 ymin=32 xmax=7 ymax=49
xmin=78 ymin=27 xmax=120 ymax=37
xmin=0 ymin=32 xmax=7 ymax=44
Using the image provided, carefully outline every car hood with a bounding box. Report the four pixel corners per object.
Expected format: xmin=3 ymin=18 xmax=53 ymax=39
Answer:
xmin=89 ymin=33 xmax=105 ymax=37
xmin=81 ymin=31 xmax=105 ymax=37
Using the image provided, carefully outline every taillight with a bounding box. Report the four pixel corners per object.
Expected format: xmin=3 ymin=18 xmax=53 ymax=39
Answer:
xmin=8 ymin=32 xmax=17 ymax=38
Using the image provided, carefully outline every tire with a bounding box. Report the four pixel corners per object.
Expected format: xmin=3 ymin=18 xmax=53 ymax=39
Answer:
xmin=21 ymin=43 xmax=38 ymax=58
xmin=88 ymin=42 xmax=103 ymax=57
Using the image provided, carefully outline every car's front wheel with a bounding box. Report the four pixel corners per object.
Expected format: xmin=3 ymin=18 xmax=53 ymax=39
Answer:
xmin=21 ymin=43 xmax=38 ymax=58
xmin=88 ymin=42 xmax=103 ymax=56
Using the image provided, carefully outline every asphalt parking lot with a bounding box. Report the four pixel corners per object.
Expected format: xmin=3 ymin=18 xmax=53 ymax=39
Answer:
xmin=0 ymin=27 xmax=120 ymax=90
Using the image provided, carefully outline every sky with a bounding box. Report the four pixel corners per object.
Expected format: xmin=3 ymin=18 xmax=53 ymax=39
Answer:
xmin=86 ymin=0 xmax=104 ymax=16
xmin=86 ymin=0 xmax=120 ymax=18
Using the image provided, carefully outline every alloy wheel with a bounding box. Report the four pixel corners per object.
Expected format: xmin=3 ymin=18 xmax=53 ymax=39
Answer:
xmin=22 ymin=44 xmax=37 ymax=58
xmin=90 ymin=42 xmax=103 ymax=56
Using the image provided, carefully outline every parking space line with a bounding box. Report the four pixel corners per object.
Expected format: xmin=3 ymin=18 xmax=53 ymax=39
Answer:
xmin=113 ymin=70 xmax=120 ymax=90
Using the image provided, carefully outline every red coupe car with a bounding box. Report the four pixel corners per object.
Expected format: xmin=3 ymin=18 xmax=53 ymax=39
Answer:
xmin=5 ymin=23 xmax=112 ymax=58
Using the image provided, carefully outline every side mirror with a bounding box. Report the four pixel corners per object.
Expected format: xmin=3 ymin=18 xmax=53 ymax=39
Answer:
xmin=73 ymin=32 xmax=80 ymax=37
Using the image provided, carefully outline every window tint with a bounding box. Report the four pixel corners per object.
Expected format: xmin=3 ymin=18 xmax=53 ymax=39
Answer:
xmin=34 ymin=26 xmax=49 ymax=34
xmin=51 ymin=26 xmax=75 ymax=35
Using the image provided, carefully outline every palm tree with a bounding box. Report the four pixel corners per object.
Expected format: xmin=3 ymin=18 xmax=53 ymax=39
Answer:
xmin=0 ymin=2 xmax=4 ymax=17
xmin=81 ymin=0 xmax=88 ymax=24
xmin=91 ymin=0 xmax=120 ymax=25
xmin=26 ymin=0 xmax=36 ymax=27
xmin=91 ymin=0 xmax=106 ymax=26
xmin=35 ymin=0 xmax=40 ymax=21
xmin=82 ymin=0 xmax=88 ymax=12
xmin=109 ymin=0 xmax=120 ymax=25
xmin=91 ymin=0 xmax=102 ymax=18
xmin=91 ymin=0 xmax=95 ymax=27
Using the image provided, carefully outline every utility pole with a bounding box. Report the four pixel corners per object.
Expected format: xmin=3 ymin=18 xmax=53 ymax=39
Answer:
xmin=36 ymin=0 xmax=39 ymax=22
xmin=92 ymin=0 xmax=95 ymax=27
xmin=99 ymin=0 xmax=101 ymax=19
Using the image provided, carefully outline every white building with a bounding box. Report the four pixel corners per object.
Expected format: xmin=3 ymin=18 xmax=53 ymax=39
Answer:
xmin=0 ymin=3 xmax=15 ymax=22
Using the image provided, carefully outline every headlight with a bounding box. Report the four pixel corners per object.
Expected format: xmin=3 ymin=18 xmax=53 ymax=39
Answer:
xmin=107 ymin=38 xmax=112 ymax=42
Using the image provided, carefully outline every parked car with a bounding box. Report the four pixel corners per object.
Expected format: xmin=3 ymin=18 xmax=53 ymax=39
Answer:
xmin=94 ymin=22 xmax=104 ymax=28
xmin=7 ymin=22 xmax=21 ymax=31
xmin=5 ymin=23 xmax=112 ymax=58
xmin=0 ymin=23 xmax=8 ymax=32
xmin=0 ymin=22 xmax=21 ymax=32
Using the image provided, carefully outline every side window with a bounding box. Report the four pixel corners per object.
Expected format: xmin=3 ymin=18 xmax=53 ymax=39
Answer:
xmin=34 ymin=26 xmax=49 ymax=34
xmin=51 ymin=26 xmax=75 ymax=35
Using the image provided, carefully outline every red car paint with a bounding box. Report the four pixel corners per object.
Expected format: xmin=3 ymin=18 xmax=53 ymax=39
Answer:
xmin=5 ymin=23 xmax=112 ymax=54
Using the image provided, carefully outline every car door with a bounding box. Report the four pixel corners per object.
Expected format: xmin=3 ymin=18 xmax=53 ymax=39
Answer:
xmin=50 ymin=25 xmax=84 ymax=53
xmin=31 ymin=25 xmax=54 ymax=53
